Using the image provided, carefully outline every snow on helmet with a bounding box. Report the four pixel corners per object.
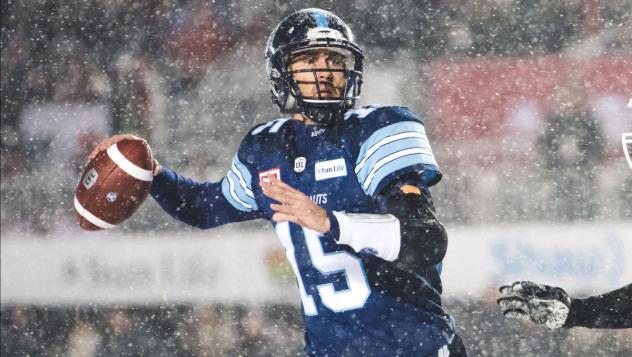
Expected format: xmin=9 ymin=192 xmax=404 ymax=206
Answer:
xmin=265 ymin=8 xmax=364 ymax=125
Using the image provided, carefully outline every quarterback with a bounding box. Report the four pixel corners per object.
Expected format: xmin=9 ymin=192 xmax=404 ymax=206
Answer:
xmin=98 ymin=8 xmax=466 ymax=357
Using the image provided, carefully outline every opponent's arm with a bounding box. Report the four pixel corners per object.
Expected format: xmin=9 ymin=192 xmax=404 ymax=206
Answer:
xmin=497 ymin=281 xmax=632 ymax=329
xmin=565 ymin=283 xmax=632 ymax=328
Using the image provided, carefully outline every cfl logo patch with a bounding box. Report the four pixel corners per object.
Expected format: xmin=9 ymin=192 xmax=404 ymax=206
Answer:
xmin=294 ymin=157 xmax=306 ymax=173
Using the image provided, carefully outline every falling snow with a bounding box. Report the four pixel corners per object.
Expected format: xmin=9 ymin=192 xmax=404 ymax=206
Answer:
xmin=1 ymin=1 xmax=631 ymax=356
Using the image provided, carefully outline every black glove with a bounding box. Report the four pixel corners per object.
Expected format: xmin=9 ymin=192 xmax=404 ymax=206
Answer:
xmin=497 ymin=281 xmax=572 ymax=329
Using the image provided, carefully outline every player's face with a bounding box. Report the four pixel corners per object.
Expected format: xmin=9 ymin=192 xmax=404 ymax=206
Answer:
xmin=288 ymin=48 xmax=347 ymax=99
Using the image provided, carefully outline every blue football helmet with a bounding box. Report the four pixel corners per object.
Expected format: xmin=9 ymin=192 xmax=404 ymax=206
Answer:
xmin=265 ymin=8 xmax=364 ymax=125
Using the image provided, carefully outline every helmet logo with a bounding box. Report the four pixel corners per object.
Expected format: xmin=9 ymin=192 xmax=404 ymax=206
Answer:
xmin=306 ymin=27 xmax=344 ymax=41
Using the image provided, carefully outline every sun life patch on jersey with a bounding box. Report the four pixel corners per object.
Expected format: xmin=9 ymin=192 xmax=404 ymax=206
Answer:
xmin=315 ymin=158 xmax=347 ymax=181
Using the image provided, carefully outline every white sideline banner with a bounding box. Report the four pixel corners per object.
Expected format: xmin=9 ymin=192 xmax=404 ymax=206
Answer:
xmin=1 ymin=222 xmax=631 ymax=305
xmin=442 ymin=222 xmax=632 ymax=298
xmin=0 ymin=229 xmax=297 ymax=306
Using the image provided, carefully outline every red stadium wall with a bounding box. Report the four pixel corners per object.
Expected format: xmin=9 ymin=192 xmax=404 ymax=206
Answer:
xmin=429 ymin=54 xmax=632 ymax=144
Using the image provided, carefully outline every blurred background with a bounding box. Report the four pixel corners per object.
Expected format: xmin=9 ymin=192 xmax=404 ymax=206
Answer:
xmin=1 ymin=0 xmax=631 ymax=356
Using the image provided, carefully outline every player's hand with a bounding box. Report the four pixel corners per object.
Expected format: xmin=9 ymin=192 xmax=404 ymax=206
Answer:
xmin=260 ymin=175 xmax=330 ymax=233
xmin=88 ymin=134 xmax=161 ymax=176
xmin=497 ymin=281 xmax=571 ymax=329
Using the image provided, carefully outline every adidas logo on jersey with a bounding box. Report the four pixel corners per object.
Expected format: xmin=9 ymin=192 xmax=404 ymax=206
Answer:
xmin=311 ymin=128 xmax=326 ymax=137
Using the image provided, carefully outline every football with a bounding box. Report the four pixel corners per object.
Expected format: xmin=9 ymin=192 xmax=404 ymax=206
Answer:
xmin=74 ymin=137 xmax=153 ymax=230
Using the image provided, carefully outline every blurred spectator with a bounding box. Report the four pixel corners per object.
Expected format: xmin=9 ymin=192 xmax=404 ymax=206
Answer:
xmin=113 ymin=52 xmax=166 ymax=141
xmin=166 ymin=0 xmax=231 ymax=76
xmin=95 ymin=309 xmax=143 ymax=357
xmin=66 ymin=315 xmax=100 ymax=357
xmin=1 ymin=32 xmax=32 ymax=126
xmin=161 ymin=43 xmax=274 ymax=179
xmin=0 ymin=305 xmax=70 ymax=356
xmin=619 ymin=174 xmax=632 ymax=219
xmin=20 ymin=34 xmax=112 ymax=161
xmin=2 ymin=302 xmax=629 ymax=356
xmin=467 ymin=0 xmax=580 ymax=56
xmin=1 ymin=306 xmax=42 ymax=356
xmin=225 ymin=307 xmax=275 ymax=357
xmin=191 ymin=306 xmax=237 ymax=357
xmin=539 ymin=79 xmax=605 ymax=221
xmin=0 ymin=124 xmax=28 ymax=178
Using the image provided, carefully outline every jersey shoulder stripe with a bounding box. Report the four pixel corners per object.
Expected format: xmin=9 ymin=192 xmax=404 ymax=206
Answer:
xmin=355 ymin=121 xmax=433 ymax=174
xmin=222 ymin=117 xmax=291 ymax=212
xmin=344 ymin=104 xmax=384 ymax=121
xmin=346 ymin=106 xmax=440 ymax=196
xmin=221 ymin=153 xmax=258 ymax=212
xmin=250 ymin=118 xmax=291 ymax=136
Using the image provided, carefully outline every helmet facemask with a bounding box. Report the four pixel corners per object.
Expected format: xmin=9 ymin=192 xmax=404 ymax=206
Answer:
xmin=282 ymin=47 xmax=362 ymax=124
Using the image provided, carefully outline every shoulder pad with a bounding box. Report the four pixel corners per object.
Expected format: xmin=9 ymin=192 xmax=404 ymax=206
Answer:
xmin=344 ymin=105 xmax=440 ymax=195
xmin=344 ymin=105 xmax=424 ymax=125
xmin=236 ymin=118 xmax=291 ymax=165
xmin=248 ymin=118 xmax=292 ymax=137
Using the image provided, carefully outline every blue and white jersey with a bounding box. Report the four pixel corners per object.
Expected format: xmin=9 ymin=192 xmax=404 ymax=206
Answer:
xmin=151 ymin=105 xmax=454 ymax=356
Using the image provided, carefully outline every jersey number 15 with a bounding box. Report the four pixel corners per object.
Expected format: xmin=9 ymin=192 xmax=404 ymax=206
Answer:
xmin=276 ymin=222 xmax=371 ymax=315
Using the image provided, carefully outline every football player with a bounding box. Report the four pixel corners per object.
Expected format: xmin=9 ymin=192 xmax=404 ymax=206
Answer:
xmin=95 ymin=8 xmax=466 ymax=356
xmin=498 ymin=135 xmax=632 ymax=330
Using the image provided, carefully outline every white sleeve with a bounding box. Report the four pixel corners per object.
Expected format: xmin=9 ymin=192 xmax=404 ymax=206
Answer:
xmin=332 ymin=211 xmax=401 ymax=261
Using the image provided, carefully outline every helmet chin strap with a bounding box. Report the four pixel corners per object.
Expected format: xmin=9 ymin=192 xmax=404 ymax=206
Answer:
xmin=290 ymin=73 xmax=348 ymax=126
